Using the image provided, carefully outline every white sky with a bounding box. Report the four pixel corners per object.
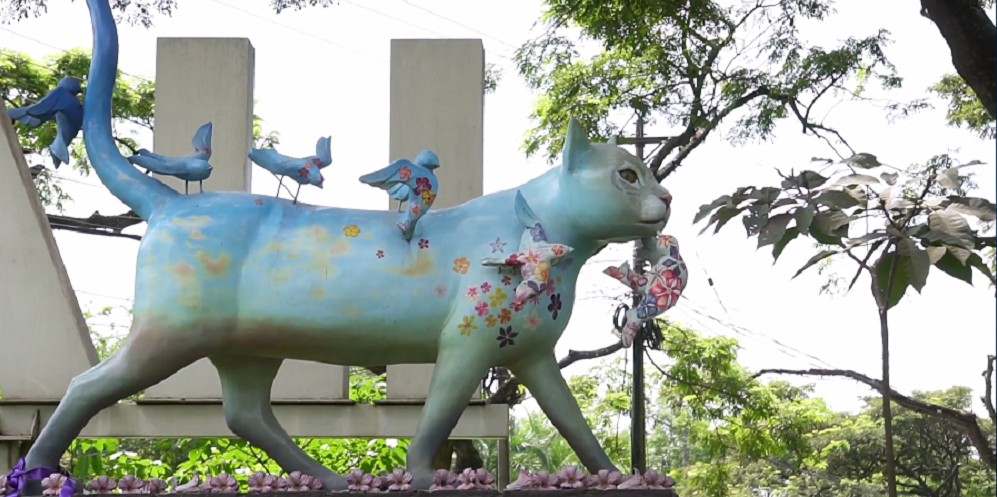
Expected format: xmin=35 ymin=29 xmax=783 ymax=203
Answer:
xmin=1 ymin=0 xmax=994 ymax=417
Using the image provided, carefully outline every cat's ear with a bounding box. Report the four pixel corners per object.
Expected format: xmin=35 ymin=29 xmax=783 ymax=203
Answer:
xmin=562 ymin=117 xmax=592 ymax=174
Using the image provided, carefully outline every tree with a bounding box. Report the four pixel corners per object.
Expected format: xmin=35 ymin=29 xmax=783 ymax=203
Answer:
xmin=930 ymin=74 xmax=996 ymax=140
xmin=695 ymin=151 xmax=997 ymax=496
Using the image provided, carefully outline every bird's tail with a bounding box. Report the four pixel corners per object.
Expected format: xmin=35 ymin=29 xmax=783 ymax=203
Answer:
xmin=84 ymin=0 xmax=178 ymax=220
xmin=316 ymin=136 xmax=332 ymax=166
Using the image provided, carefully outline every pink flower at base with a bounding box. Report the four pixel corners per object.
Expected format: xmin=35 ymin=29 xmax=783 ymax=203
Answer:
xmin=473 ymin=469 xmax=495 ymax=489
xmin=533 ymin=471 xmax=561 ymax=490
xmin=40 ymin=474 xmax=67 ymax=496
xmin=557 ymin=467 xmax=587 ymax=489
xmin=386 ymin=469 xmax=412 ymax=492
xmin=617 ymin=469 xmax=647 ymax=489
xmin=504 ymin=470 xmax=536 ymax=491
xmin=209 ymin=473 xmax=239 ymax=493
xmin=455 ymin=468 xmax=476 ymax=490
xmin=87 ymin=475 xmax=117 ymax=493
xmin=118 ymin=475 xmax=146 ymax=494
xmin=368 ymin=476 xmax=386 ymax=493
xmin=428 ymin=469 xmax=456 ymax=491
xmin=147 ymin=478 xmax=169 ymax=495
xmin=247 ymin=472 xmax=277 ymax=493
xmin=588 ymin=469 xmax=624 ymax=490
xmin=345 ymin=469 xmax=373 ymax=492
xmin=643 ymin=470 xmax=673 ymax=489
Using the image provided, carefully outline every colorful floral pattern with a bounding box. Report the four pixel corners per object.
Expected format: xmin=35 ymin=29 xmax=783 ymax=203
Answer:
xmin=524 ymin=310 xmax=541 ymax=330
xmin=488 ymin=288 xmax=507 ymax=307
xmin=254 ymin=198 xmax=264 ymax=206
xmin=457 ymin=316 xmax=477 ymax=336
xmin=434 ymin=284 xmax=447 ymax=297
xmin=548 ymin=293 xmax=562 ymax=320
xmin=485 ymin=314 xmax=498 ymax=327
xmin=498 ymin=308 xmax=512 ymax=324
xmin=603 ymin=235 xmax=688 ymax=348
xmin=343 ymin=225 xmax=360 ymax=237
xmin=418 ymin=238 xmax=430 ymax=249
xmin=480 ymin=282 xmax=492 ymax=294
xmin=497 ymin=326 xmax=518 ymax=348
xmin=466 ymin=286 xmax=479 ymax=299
xmin=376 ymin=250 xmax=385 ymax=259
xmin=490 ymin=237 xmax=506 ymax=253
xmin=474 ymin=301 xmax=490 ymax=317
xmin=501 ymin=275 xmax=512 ymax=286
xmin=452 ymin=257 xmax=470 ymax=274
xmin=480 ymin=221 xmax=573 ymax=309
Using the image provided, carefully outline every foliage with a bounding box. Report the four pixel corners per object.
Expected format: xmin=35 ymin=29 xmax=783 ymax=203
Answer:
xmin=929 ymin=74 xmax=996 ymax=140
xmin=515 ymin=0 xmax=907 ymax=178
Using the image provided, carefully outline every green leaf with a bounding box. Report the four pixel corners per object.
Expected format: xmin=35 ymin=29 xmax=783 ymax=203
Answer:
xmin=875 ymin=251 xmax=910 ymax=310
xmin=758 ymin=213 xmax=794 ymax=248
xmin=880 ymin=172 xmax=898 ymax=185
xmin=967 ymin=252 xmax=995 ymax=284
xmin=781 ymin=170 xmax=828 ymax=190
xmin=845 ymin=231 xmax=887 ymax=248
xmin=933 ymin=250 xmax=973 ymax=285
xmin=694 ymin=195 xmax=735 ymax=224
xmin=842 ymin=153 xmax=881 ymax=169
xmin=816 ymin=190 xmax=862 ymax=209
xmin=700 ymin=206 xmax=744 ymax=235
xmin=793 ymin=250 xmax=839 ymax=279
xmin=925 ymin=246 xmax=946 ymax=264
xmin=793 ymin=205 xmax=815 ymax=235
xmin=809 ymin=210 xmax=852 ymax=245
xmin=833 ymin=173 xmax=880 ymax=187
xmin=922 ymin=211 xmax=975 ymax=249
xmin=748 ymin=186 xmax=782 ymax=203
xmin=897 ymin=238 xmax=929 ymax=292
xmin=946 ymin=196 xmax=997 ymax=222
xmin=772 ymin=227 xmax=800 ymax=262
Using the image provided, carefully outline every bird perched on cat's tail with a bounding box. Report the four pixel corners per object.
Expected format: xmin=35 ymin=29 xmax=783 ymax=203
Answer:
xmin=249 ymin=136 xmax=332 ymax=197
xmin=360 ymin=150 xmax=440 ymax=241
xmin=7 ymin=77 xmax=84 ymax=169
xmin=387 ymin=150 xmax=440 ymax=212
xmin=126 ymin=122 xmax=214 ymax=194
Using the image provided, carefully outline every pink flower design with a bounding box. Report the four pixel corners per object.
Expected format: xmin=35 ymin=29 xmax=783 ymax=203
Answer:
xmin=509 ymin=299 xmax=525 ymax=312
xmin=475 ymin=300 xmax=490 ymax=316
xmin=414 ymin=176 xmax=431 ymax=194
xmin=525 ymin=310 xmax=541 ymax=330
xmin=501 ymin=275 xmax=512 ymax=286
xmin=480 ymin=282 xmax=492 ymax=293
xmin=386 ymin=469 xmax=412 ymax=491
xmin=466 ymin=286 xmax=478 ymax=298
xmin=398 ymin=166 xmax=412 ymax=180
xmin=297 ymin=166 xmax=310 ymax=178
xmin=546 ymin=278 xmax=556 ymax=295
xmin=418 ymin=238 xmax=430 ymax=249
xmin=410 ymin=203 xmax=421 ymax=216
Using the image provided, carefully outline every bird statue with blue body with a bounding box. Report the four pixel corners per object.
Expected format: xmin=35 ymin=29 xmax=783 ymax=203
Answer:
xmin=7 ymin=77 xmax=84 ymax=169
xmin=386 ymin=150 xmax=440 ymax=212
xmin=248 ymin=136 xmax=332 ymax=198
xmin=359 ymin=150 xmax=440 ymax=241
xmin=126 ymin=122 xmax=214 ymax=194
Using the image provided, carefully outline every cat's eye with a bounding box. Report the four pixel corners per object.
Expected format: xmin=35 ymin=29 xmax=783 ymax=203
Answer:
xmin=618 ymin=169 xmax=639 ymax=184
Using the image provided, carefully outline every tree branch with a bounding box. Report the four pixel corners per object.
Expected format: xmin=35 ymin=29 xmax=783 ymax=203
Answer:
xmin=984 ymin=354 xmax=996 ymax=426
xmin=46 ymin=210 xmax=144 ymax=241
xmin=487 ymin=341 xmax=625 ymax=405
xmin=920 ymin=0 xmax=997 ymax=118
xmin=754 ymin=367 xmax=997 ymax=470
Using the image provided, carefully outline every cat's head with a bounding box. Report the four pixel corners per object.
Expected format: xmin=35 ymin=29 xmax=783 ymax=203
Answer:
xmin=553 ymin=118 xmax=672 ymax=243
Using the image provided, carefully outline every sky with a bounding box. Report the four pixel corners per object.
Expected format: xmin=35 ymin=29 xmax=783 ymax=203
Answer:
xmin=1 ymin=0 xmax=995 ymax=420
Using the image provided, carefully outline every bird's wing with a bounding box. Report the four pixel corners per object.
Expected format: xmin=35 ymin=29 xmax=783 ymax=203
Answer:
xmin=358 ymin=159 xmax=417 ymax=191
xmin=135 ymin=149 xmax=172 ymax=161
xmin=387 ymin=183 xmax=411 ymax=201
xmin=24 ymin=89 xmax=80 ymax=117
xmin=248 ymin=147 xmax=293 ymax=171
xmin=315 ymin=136 xmax=332 ymax=168
xmin=191 ymin=122 xmax=212 ymax=152
xmin=128 ymin=154 xmax=187 ymax=175
xmin=514 ymin=190 xmax=541 ymax=229
xmin=12 ymin=113 xmax=43 ymax=127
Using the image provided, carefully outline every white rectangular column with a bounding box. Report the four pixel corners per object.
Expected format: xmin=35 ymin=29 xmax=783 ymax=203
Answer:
xmin=0 ymin=103 xmax=98 ymax=401
xmin=144 ymin=38 xmax=350 ymax=403
xmin=383 ymin=39 xmax=485 ymax=403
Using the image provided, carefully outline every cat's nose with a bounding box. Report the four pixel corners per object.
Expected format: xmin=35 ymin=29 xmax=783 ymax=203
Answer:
xmin=660 ymin=192 xmax=672 ymax=207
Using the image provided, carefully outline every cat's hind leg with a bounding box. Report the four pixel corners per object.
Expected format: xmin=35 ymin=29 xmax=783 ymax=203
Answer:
xmin=211 ymin=355 xmax=344 ymax=490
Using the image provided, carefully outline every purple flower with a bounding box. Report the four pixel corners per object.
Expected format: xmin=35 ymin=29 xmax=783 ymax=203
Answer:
xmin=173 ymin=473 xmax=202 ymax=494
xmin=643 ymin=470 xmax=671 ymax=489
xmin=455 ymin=468 xmax=476 ymax=490
xmin=548 ymin=293 xmax=562 ymax=319
xmin=533 ymin=471 xmax=561 ymax=490
xmin=617 ymin=470 xmax=646 ymax=489
xmin=497 ymin=326 xmax=519 ymax=348
xmin=247 ymin=472 xmax=277 ymax=493
xmin=41 ymin=474 xmax=67 ymax=496
xmin=386 ymin=469 xmax=412 ymax=492
xmin=557 ymin=467 xmax=586 ymax=489
xmin=368 ymin=476 xmax=386 ymax=493
xmin=147 ymin=478 xmax=168 ymax=495
xmin=118 ymin=475 xmax=146 ymax=494
xmin=588 ymin=469 xmax=623 ymax=490
xmin=87 ymin=476 xmax=117 ymax=493
xmin=530 ymin=223 xmax=547 ymax=243
xmin=346 ymin=469 xmax=373 ymax=493
xmin=428 ymin=469 xmax=456 ymax=491
xmin=504 ymin=471 xmax=536 ymax=491
xmin=473 ymin=469 xmax=495 ymax=489
xmin=209 ymin=473 xmax=239 ymax=493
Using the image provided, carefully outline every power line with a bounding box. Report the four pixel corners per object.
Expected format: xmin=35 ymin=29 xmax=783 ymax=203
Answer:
xmin=208 ymin=0 xmax=388 ymax=64
xmin=398 ymin=0 xmax=519 ymax=51
xmin=0 ymin=27 xmax=152 ymax=83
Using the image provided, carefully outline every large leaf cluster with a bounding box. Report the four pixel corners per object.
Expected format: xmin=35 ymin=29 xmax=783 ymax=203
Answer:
xmin=695 ymin=152 xmax=996 ymax=308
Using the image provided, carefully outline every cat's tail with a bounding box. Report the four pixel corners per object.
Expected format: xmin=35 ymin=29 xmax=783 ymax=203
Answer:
xmin=84 ymin=0 xmax=178 ymax=220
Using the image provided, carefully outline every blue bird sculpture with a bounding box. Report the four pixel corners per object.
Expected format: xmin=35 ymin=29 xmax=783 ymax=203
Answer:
xmin=386 ymin=150 xmax=440 ymax=212
xmin=248 ymin=136 xmax=332 ymax=199
xmin=359 ymin=150 xmax=440 ymax=241
xmin=7 ymin=77 xmax=83 ymax=169
xmin=126 ymin=122 xmax=214 ymax=194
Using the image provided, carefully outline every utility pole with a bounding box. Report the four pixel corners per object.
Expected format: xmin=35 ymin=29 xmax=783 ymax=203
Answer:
xmin=618 ymin=113 xmax=669 ymax=474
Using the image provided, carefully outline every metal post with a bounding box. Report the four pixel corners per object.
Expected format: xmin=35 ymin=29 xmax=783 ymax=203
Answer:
xmin=497 ymin=437 xmax=510 ymax=489
xmin=630 ymin=116 xmax=647 ymax=474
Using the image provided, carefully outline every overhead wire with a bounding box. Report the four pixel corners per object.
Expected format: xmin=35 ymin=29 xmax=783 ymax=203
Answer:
xmin=0 ymin=27 xmax=152 ymax=83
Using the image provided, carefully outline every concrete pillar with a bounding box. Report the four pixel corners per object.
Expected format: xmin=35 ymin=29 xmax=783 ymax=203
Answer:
xmin=383 ymin=39 xmax=485 ymax=402
xmin=143 ymin=38 xmax=350 ymax=403
xmin=0 ymin=102 xmax=98 ymax=402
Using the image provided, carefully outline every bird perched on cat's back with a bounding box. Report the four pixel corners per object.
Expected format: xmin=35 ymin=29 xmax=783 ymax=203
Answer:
xmin=359 ymin=149 xmax=440 ymax=241
xmin=249 ymin=136 xmax=332 ymax=199
xmin=7 ymin=77 xmax=83 ymax=169
xmin=126 ymin=122 xmax=214 ymax=194
xmin=386 ymin=150 xmax=440 ymax=212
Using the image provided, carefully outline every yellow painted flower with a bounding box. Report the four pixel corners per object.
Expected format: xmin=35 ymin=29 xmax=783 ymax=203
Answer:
xmin=343 ymin=225 xmax=361 ymax=237
xmin=534 ymin=261 xmax=550 ymax=282
xmin=485 ymin=314 xmax=498 ymax=327
xmin=458 ymin=315 xmax=477 ymax=336
xmin=488 ymin=287 xmax=508 ymax=307
xmin=556 ymin=275 xmax=562 ymax=285
xmin=452 ymin=256 xmax=470 ymax=274
xmin=421 ymin=189 xmax=437 ymax=205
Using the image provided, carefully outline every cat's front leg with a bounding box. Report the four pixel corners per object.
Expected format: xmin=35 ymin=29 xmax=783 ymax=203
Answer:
xmin=510 ymin=353 xmax=619 ymax=473
xmin=406 ymin=333 xmax=492 ymax=489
